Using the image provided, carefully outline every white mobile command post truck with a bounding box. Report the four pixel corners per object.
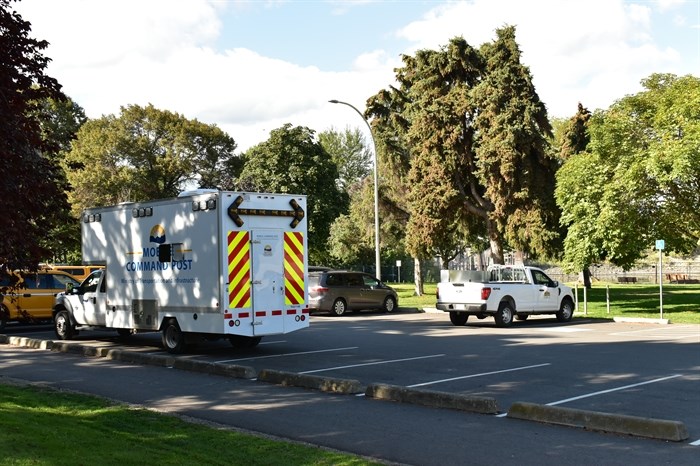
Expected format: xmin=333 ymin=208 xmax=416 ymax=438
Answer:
xmin=52 ymin=190 xmax=309 ymax=353
xmin=436 ymin=265 xmax=575 ymax=328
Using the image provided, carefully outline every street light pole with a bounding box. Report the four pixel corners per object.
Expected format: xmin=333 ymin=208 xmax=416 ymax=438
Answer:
xmin=329 ymin=99 xmax=381 ymax=280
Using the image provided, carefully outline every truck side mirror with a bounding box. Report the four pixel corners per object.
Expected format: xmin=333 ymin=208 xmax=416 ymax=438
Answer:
xmin=158 ymin=244 xmax=172 ymax=262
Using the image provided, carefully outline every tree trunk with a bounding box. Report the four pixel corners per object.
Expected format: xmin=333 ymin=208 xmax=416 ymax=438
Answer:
xmin=413 ymin=256 xmax=424 ymax=296
xmin=487 ymin=219 xmax=504 ymax=265
xmin=582 ymin=266 xmax=592 ymax=289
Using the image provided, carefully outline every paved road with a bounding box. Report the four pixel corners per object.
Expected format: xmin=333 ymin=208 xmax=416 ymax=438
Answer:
xmin=1 ymin=311 xmax=699 ymax=465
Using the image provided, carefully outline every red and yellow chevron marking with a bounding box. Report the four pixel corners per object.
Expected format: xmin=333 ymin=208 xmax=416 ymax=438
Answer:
xmin=228 ymin=231 xmax=251 ymax=309
xmin=283 ymin=231 xmax=305 ymax=305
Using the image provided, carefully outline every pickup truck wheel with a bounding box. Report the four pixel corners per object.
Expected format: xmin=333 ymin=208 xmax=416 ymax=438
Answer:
xmin=449 ymin=312 xmax=469 ymax=326
xmin=162 ymin=319 xmax=187 ymax=354
xmin=331 ymin=299 xmax=347 ymax=316
xmin=383 ymin=296 xmax=397 ymax=313
xmin=494 ymin=302 xmax=514 ymax=328
xmin=54 ymin=310 xmax=76 ymax=340
xmin=556 ymin=298 xmax=574 ymax=322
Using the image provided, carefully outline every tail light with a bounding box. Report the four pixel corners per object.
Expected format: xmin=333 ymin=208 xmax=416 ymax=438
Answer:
xmin=481 ymin=287 xmax=492 ymax=300
xmin=310 ymin=286 xmax=329 ymax=295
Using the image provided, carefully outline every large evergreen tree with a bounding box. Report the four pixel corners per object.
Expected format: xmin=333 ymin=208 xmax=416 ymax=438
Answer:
xmin=471 ymin=26 xmax=560 ymax=263
xmin=367 ymin=26 xmax=558 ymax=270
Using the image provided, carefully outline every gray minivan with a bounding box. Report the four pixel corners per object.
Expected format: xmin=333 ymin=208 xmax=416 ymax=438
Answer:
xmin=308 ymin=270 xmax=398 ymax=316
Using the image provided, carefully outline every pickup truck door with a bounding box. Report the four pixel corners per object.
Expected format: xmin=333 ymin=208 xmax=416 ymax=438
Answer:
xmin=71 ymin=270 xmax=107 ymax=326
xmin=531 ymin=269 xmax=557 ymax=312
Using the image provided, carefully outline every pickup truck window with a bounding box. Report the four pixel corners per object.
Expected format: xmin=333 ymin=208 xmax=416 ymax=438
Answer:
xmin=532 ymin=269 xmax=553 ymax=286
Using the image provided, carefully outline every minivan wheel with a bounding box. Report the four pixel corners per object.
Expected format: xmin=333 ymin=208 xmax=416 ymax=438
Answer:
xmin=331 ymin=299 xmax=347 ymax=316
xmin=383 ymin=296 xmax=397 ymax=313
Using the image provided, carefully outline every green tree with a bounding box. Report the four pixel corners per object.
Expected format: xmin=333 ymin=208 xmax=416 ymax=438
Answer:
xmin=556 ymin=73 xmax=700 ymax=272
xmin=236 ymin=124 xmax=348 ymax=264
xmin=318 ymin=127 xmax=371 ymax=191
xmin=471 ymin=25 xmax=560 ymax=263
xmin=367 ymin=27 xmax=558 ymax=273
xmin=64 ymin=104 xmax=239 ymax=214
xmin=0 ymin=0 xmax=70 ymax=279
xmin=30 ymin=95 xmax=88 ymax=263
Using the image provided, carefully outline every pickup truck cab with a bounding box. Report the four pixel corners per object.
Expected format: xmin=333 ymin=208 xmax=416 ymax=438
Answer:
xmin=436 ymin=265 xmax=575 ymax=327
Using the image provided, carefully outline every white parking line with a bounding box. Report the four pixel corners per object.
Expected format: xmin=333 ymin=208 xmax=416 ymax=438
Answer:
xmin=408 ymin=363 xmax=552 ymax=389
xmin=300 ymin=354 xmax=445 ymax=374
xmin=546 ymin=374 xmax=683 ymax=406
xmin=214 ymin=346 xmax=359 ymax=363
xmin=690 ymin=439 xmax=700 ymax=446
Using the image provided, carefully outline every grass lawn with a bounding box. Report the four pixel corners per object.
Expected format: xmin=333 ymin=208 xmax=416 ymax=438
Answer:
xmin=0 ymin=383 xmax=380 ymax=466
xmin=392 ymin=282 xmax=700 ymax=324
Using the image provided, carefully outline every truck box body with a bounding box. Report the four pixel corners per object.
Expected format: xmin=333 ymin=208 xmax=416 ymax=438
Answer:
xmin=55 ymin=191 xmax=309 ymax=351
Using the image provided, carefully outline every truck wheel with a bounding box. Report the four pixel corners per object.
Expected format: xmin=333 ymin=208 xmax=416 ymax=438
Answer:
xmin=116 ymin=328 xmax=133 ymax=338
xmin=449 ymin=312 xmax=469 ymax=326
xmin=331 ymin=299 xmax=347 ymax=316
xmin=161 ymin=319 xmax=187 ymax=354
xmin=54 ymin=310 xmax=76 ymax=340
xmin=229 ymin=335 xmax=262 ymax=348
xmin=494 ymin=302 xmax=514 ymax=328
xmin=383 ymin=296 xmax=397 ymax=313
xmin=0 ymin=305 xmax=8 ymax=331
xmin=556 ymin=298 xmax=574 ymax=322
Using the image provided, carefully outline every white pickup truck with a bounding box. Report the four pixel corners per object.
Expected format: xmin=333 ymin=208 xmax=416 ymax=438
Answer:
xmin=436 ymin=265 xmax=575 ymax=327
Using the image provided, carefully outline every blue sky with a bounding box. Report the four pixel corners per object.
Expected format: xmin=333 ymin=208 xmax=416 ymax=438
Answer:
xmin=14 ymin=0 xmax=700 ymax=152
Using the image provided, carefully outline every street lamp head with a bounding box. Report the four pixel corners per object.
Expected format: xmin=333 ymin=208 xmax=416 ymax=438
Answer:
xmin=329 ymin=99 xmax=339 ymax=104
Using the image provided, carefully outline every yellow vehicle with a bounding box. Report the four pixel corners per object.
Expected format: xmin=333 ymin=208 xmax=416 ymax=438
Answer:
xmin=45 ymin=265 xmax=104 ymax=283
xmin=0 ymin=270 xmax=81 ymax=331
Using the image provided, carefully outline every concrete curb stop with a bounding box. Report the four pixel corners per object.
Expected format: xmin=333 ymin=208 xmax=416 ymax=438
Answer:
xmin=172 ymin=358 xmax=257 ymax=379
xmin=3 ymin=335 xmax=53 ymax=350
xmin=365 ymin=383 xmax=499 ymax=414
xmin=507 ymin=401 xmax=689 ymax=442
xmin=257 ymin=369 xmax=365 ymax=394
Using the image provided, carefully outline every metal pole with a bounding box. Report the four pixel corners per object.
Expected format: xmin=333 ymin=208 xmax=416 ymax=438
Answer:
xmin=329 ymin=99 xmax=381 ymax=280
xmin=659 ymin=248 xmax=663 ymax=320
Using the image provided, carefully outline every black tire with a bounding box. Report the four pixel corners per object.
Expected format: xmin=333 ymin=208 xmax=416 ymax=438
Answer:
xmin=449 ymin=311 xmax=469 ymax=326
xmin=54 ymin=310 xmax=76 ymax=340
xmin=0 ymin=304 xmax=8 ymax=331
xmin=116 ymin=328 xmax=133 ymax=338
xmin=515 ymin=314 xmax=529 ymax=321
xmin=494 ymin=302 xmax=514 ymax=328
xmin=161 ymin=318 xmax=187 ymax=354
xmin=383 ymin=296 xmax=397 ymax=313
xmin=229 ymin=335 xmax=262 ymax=349
xmin=556 ymin=298 xmax=575 ymax=322
xmin=330 ymin=299 xmax=347 ymax=316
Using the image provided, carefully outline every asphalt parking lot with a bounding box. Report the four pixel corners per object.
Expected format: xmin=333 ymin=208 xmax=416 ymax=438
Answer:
xmin=2 ymin=310 xmax=700 ymax=455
